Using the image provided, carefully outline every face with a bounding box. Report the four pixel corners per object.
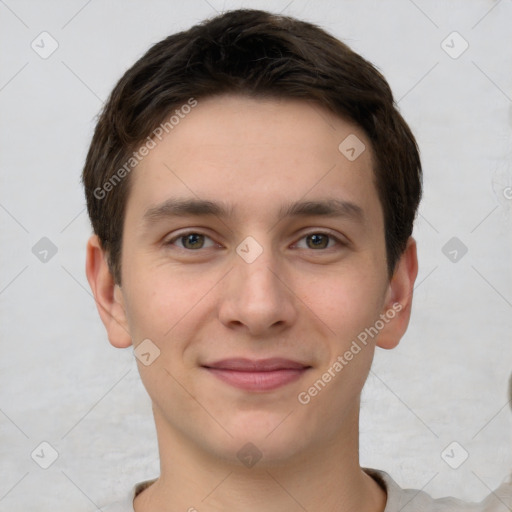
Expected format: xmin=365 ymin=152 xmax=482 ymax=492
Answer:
xmin=89 ymin=94 xmax=416 ymax=466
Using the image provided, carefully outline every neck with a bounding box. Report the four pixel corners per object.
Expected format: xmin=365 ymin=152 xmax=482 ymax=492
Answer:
xmin=134 ymin=401 xmax=386 ymax=512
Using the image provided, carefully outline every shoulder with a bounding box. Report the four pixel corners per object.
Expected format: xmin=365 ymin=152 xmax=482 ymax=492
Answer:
xmin=100 ymin=472 xmax=512 ymax=512
xmin=479 ymin=476 xmax=512 ymax=511
xmin=364 ymin=468 xmax=512 ymax=512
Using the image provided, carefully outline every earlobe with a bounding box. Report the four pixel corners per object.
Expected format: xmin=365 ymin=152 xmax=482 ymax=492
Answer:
xmin=85 ymin=235 xmax=132 ymax=348
xmin=376 ymin=237 xmax=418 ymax=350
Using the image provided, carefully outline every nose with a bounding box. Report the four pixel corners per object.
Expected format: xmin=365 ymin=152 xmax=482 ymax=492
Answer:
xmin=218 ymin=244 xmax=298 ymax=337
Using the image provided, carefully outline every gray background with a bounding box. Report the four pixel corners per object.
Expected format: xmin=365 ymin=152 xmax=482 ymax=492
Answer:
xmin=0 ymin=0 xmax=511 ymax=510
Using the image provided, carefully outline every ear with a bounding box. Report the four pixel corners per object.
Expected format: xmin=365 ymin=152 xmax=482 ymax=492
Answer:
xmin=377 ymin=237 xmax=418 ymax=350
xmin=85 ymin=234 xmax=132 ymax=348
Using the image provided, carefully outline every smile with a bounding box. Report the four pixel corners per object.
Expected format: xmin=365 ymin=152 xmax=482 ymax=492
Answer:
xmin=202 ymin=358 xmax=311 ymax=392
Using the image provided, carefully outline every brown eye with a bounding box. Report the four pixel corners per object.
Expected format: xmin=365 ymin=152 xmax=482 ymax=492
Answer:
xmin=305 ymin=233 xmax=330 ymax=249
xmin=181 ymin=233 xmax=205 ymax=249
xmin=166 ymin=231 xmax=218 ymax=251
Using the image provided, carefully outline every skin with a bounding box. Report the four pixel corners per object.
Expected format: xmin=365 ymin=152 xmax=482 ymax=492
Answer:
xmin=86 ymin=94 xmax=418 ymax=512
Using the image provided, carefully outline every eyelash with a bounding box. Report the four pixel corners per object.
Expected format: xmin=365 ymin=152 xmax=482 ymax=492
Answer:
xmin=165 ymin=230 xmax=346 ymax=251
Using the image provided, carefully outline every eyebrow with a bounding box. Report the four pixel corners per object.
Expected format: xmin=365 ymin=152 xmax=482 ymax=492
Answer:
xmin=142 ymin=198 xmax=364 ymax=226
xmin=277 ymin=199 xmax=364 ymax=222
xmin=143 ymin=198 xmax=232 ymax=224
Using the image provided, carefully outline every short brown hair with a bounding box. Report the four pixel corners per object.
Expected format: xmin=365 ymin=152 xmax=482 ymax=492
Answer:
xmin=82 ymin=8 xmax=422 ymax=285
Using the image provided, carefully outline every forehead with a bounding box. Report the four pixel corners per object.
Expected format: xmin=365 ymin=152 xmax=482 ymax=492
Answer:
xmin=126 ymin=94 xmax=380 ymax=225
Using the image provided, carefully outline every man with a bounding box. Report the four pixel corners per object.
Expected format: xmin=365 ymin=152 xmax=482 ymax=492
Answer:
xmin=82 ymin=8 xmax=509 ymax=511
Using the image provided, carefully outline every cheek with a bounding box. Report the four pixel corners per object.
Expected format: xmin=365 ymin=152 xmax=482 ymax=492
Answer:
xmin=121 ymin=257 xmax=219 ymax=345
xmin=297 ymin=267 xmax=386 ymax=335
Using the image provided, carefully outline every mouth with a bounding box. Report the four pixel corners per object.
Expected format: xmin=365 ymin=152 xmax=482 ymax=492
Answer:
xmin=201 ymin=358 xmax=311 ymax=392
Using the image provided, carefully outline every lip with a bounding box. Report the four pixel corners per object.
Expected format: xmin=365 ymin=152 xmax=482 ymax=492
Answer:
xmin=202 ymin=358 xmax=311 ymax=392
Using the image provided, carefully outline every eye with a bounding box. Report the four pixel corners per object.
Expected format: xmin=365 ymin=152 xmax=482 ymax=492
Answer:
xmin=167 ymin=232 xmax=217 ymax=250
xmin=294 ymin=232 xmax=341 ymax=250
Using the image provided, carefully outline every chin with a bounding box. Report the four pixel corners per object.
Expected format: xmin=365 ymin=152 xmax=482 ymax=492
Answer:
xmin=216 ymin=411 xmax=314 ymax=467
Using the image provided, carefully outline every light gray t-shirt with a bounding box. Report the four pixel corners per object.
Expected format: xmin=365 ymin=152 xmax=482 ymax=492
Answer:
xmin=102 ymin=468 xmax=512 ymax=511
